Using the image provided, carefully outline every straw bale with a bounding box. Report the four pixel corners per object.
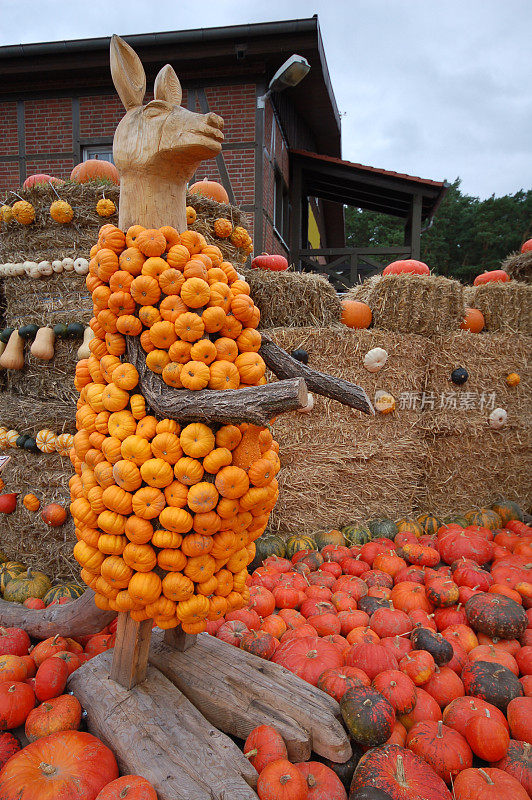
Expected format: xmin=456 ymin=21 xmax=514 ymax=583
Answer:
xmin=0 ymin=182 xmax=119 ymax=262
xmin=4 ymin=338 xmax=79 ymax=404
xmin=347 ymin=274 xmax=466 ymax=335
xmin=0 ymin=449 xmax=77 ymax=582
xmin=241 ymin=269 xmax=342 ymax=329
xmin=467 ymin=282 xmax=532 ymax=334
xmin=0 ymin=393 xmax=76 ymax=436
xmin=3 ymin=272 xmax=92 ymax=328
xmin=421 ymin=332 xmax=531 ymax=436
xmin=503 ymin=250 xmax=532 ymax=283
xmin=265 ymin=327 xmax=430 ymax=532
xmin=417 ymin=429 xmax=531 ymax=517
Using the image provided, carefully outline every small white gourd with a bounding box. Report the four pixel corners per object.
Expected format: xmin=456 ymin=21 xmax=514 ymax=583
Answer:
xmin=4 ymin=264 xmax=14 ymax=276
xmin=489 ymin=408 xmax=507 ymax=429
xmin=30 ymin=265 xmax=42 ymax=279
xmin=62 ymin=257 xmax=75 ymax=272
xmin=13 ymin=263 xmax=25 ymax=276
xmin=73 ymin=257 xmax=89 ymax=275
xmin=77 ymin=327 xmax=94 ymax=360
xmin=364 ymin=347 xmax=388 ymax=373
xmin=38 ymin=260 xmax=53 ymax=276
xmin=0 ymin=265 xmax=6 ymax=277
xmin=23 ymin=261 xmax=37 ymax=275
xmin=52 ymin=260 xmax=64 ymax=273
xmin=30 ymin=327 xmax=55 ymax=361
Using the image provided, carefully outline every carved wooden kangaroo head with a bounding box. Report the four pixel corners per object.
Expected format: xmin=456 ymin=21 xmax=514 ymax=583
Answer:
xmin=110 ymin=34 xmax=224 ymax=232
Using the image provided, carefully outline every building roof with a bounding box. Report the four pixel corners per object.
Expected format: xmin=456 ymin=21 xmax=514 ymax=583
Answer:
xmin=291 ymin=149 xmax=448 ymax=219
xmin=0 ymin=17 xmax=341 ymax=156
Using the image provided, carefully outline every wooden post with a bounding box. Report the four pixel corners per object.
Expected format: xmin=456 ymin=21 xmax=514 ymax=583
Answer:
xmin=110 ymin=613 xmax=153 ymax=689
xmin=164 ymin=627 xmax=198 ymax=652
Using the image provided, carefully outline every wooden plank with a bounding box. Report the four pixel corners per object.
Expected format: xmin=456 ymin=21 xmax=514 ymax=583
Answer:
xmin=110 ymin=613 xmax=152 ymax=689
xmin=149 ymin=631 xmax=352 ymax=763
xmin=164 ymin=626 xmax=197 ymax=652
xmin=69 ymin=653 xmax=258 ymax=800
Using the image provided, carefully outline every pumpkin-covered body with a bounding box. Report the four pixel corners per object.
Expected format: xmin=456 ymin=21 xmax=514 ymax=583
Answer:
xmin=71 ymin=224 xmax=281 ymax=632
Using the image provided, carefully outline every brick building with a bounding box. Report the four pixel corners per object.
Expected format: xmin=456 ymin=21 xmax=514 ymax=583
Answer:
xmin=0 ymin=17 xmax=446 ymax=284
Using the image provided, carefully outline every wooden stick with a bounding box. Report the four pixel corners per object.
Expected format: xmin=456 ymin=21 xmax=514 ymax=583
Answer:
xmin=259 ymin=333 xmax=375 ymax=415
xmin=164 ymin=627 xmax=197 ymax=652
xmin=127 ymin=337 xmax=308 ymax=424
xmin=0 ymin=589 xmax=114 ymax=638
xmin=110 ymin=613 xmax=153 ymax=689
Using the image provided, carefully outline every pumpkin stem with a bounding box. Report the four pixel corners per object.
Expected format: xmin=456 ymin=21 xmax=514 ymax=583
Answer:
xmin=437 ymin=720 xmax=443 ymax=738
xmin=119 ymin=789 xmax=130 ymax=799
xmin=39 ymin=762 xmax=58 ymax=777
xmin=395 ymin=754 xmax=408 ymax=787
xmin=279 ymin=774 xmax=292 ymax=786
xmin=307 ymin=775 xmax=317 ymax=788
xmin=243 ymin=749 xmax=258 ymax=759
xmin=307 ymin=650 xmax=318 ymax=659
xmin=477 ymin=768 xmax=494 ymax=785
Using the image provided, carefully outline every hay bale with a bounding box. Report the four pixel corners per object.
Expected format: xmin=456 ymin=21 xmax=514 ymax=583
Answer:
xmin=503 ymin=250 xmax=532 ymax=283
xmin=467 ymin=282 xmax=532 ymax=334
xmin=3 ymin=272 xmax=92 ymax=328
xmin=4 ymin=338 xmax=79 ymax=404
xmin=266 ymin=327 xmax=430 ymax=532
xmin=0 ymin=183 xmax=120 ymax=263
xmin=347 ymin=274 xmax=466 ymax=335
xmin=0 ymin=449 xmax=77 ymax=582
xmin=241 ymin=269 xmax=342 ymax=329
xmin=422 ymin=332 xmax=531 ymax=436
xmin=0 ymin=393 xmax=76 ymax=436
xmin=417 ymin=429 xmax=531 ymax=516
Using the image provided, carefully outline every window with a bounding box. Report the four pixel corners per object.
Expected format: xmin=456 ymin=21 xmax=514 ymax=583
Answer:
xmin=273 ymin=168 xmax=289 ymax=244
xmin=82 ymin=145 xmax=114 ymax=163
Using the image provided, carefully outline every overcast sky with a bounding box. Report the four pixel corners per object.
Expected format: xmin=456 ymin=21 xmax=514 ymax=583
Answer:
xmin=1 ymin=0 xmax=530 ymax=199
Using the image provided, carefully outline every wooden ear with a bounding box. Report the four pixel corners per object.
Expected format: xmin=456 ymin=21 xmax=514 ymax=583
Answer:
xmin=110 ymin=34 xmax=146 ymax=110
xmin=154 ymin=64 xmax=182 ymax=106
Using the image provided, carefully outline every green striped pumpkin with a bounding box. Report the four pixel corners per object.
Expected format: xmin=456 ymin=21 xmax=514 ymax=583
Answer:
xmin=3 ymin=569 xmax=51 ymax=603
xmin=342 ymin=523 xmax=372 ymax=545
xmin=43 ymin=584 xmax=85 ymax=605
xmin=491 ymin=500 xmax=523 ymax=526
xmin=314 ymin=529 xmax=346 ymax=550
xmin=396 ymin=518 xmax=424 ymax=537
xmin=284 ymin=535 xmax=318 ymax=560
xmin=442 ymin=515 xmax=469 ymax=528
xmin=417 ymin=513 xmax=443 ymax=535
xmin=464 ymin=508 xmax=502 ymax=530
xmin=250 ymin=534 xmax=286 ymax=570
xmin=0 ymin=562 xmax=26 ymax=595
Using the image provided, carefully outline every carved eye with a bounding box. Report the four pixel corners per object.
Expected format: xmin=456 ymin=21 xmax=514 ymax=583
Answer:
xmin=143 ymin=101 xmax=169 ymax=118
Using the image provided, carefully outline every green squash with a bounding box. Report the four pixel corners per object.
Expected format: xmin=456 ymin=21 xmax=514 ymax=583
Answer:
xmin=3 ymin=569 xmax=52 ymax=603
xmin=66 ymin=322 xmax=85 ymax=339
xmin=250 ymin=533 xmax=286 ymax=570
xmin=18 ymin=324 xmax=39 ymax=340
xmin=368 ymin=519 xmax=398 ymax=540
xmin=43 ymin=584 xmax=85 ymax=605
xmin=0 ymin=328 xmax=14 ymax=344
xmin=464 ymin=508 xmax=502 ymax=530
xmin=417 ymin=513 xmax=443 ymax=535
xmin=442 ymin=514 xmax=469 ymax=528
xmin=0 ymin=562 xmax=26 ymax=595
xmin=53 ymin=323 xmax=68 ymax=338
xmin=314 ymin=529 xmax=346 ymax=550
xmin=342 ymin=523 xmax=372 ymax=545
xmin=491 ymin=500 xmax=523 ymax=526
xmin=284 ymin=535 xmax=318 ymax=560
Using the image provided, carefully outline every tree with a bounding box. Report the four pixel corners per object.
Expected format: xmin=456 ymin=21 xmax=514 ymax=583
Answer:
xmin=345 ymin=179 xmax=532 ymax=282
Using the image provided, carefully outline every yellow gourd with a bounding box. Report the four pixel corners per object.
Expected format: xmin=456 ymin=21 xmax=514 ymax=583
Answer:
xmin=0 ymin=331 xmax=25 ymax=370
xmin=30 ymin=327 xmax=55 ymax=361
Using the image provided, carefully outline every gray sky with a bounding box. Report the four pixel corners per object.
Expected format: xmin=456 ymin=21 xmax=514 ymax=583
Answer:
xmin=1 ymin=0 xmax=530 ymax=199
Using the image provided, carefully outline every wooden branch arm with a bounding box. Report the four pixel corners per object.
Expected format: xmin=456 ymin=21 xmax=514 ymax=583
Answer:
xmin=127 ymin=337 xmax=308 ymax=424
xmin=0 ymin=589 xmax=115 ymax=639
xmin=259 ymin=333 xmax=374 ymax=415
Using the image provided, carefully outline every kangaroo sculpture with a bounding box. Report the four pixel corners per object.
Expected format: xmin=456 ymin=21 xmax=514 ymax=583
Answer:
xmin=111 ymin=34 xmax=224 ymax=232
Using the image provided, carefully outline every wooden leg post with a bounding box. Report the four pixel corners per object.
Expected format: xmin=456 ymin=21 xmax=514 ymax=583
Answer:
xmin=164 ymin=626 xmax=197 ymax=652
xmin=110 ymin=612 xmax=153 ymax=689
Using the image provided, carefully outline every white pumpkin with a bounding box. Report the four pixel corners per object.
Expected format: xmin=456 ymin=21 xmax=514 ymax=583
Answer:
xmin=73 ymin=257 xmax=89 ymax=275
xmin=0 ymin=265 xmax=6 ymax=277
xmin=62 ymin=257 xmax=75 ymax=272
xmin=23 ymin=261 xmax=38 ymax=275
xmin=489 ymin=407 xmax=507 ymax=429
xmin=298 ymin=393 xmax=314 ymax=414
xmin=77 ymin=327 xmax=94 ymax=360
xmin=52 ymin=260 xmax=64 ymax=273
xmin=29 ymin=265 xmax=42 ymax=279
xmin=13 ymin=263 xmax=25 ymax=276
xmin=38 ymin=260 xmax=53 ymax=276
xmin=4 ymin=263 xmax=15 ymax=276
xmin=364 ymin=347 xmax=388 ymax=373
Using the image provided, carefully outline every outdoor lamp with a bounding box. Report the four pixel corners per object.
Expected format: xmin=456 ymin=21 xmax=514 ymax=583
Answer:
xmin=257 ymin=54 xmax=311 ymax=108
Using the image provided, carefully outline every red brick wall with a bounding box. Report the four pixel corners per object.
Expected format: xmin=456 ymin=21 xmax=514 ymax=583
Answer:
xmin=80 ymin=94 xmax=123 ymax=139
xmin=25 ymin=98 xmax=72 ymax=154
xmin=2 ymin=102 xmax=18 ymax=157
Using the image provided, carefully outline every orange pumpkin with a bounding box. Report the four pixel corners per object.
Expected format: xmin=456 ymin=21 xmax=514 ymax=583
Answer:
xmin=71 ymin=158 xmax=120 ymax=185
xmin=341 ymin=299 xmax=372 ymax=329
xmin=460 ymin=307 xmax=485 ymax=333
xmin=189 ymin=179 xmax=229 ymax=204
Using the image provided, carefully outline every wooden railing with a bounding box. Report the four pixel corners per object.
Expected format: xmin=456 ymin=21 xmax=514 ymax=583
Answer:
xmin=296 ymin=246 xmax=412 ymax=289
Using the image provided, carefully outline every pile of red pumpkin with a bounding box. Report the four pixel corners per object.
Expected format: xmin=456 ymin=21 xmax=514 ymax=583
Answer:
xmin=0 ymin=620 xmax=158 ymax=798
xmin=207 ymin=516 xmax=532 ymax=798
